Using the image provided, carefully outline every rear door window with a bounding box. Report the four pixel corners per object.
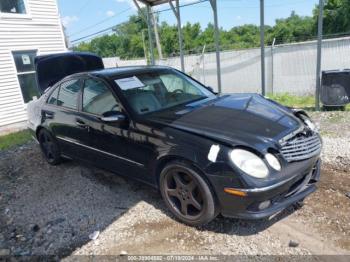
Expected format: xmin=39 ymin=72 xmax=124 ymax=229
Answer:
xmin=56 ymin=79 xmax=81 ymax=109
xmin=47 ymin=86 xmax=59 ymax=105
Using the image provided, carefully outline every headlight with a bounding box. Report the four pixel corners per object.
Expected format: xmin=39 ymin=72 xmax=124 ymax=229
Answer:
xmin=230 ymin=149 xmax=269 ymax=178
xmin=305 ymin=119 xmax=317 ymax=132
xmin=265 ymin=153 xmax=281 ymax=171
xmin=298 ymin=113 xmax=318 ymax=132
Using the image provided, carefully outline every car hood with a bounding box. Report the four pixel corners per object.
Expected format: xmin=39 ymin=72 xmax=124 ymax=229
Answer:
xmin=147 ymin=94 xmax=303 ymax=148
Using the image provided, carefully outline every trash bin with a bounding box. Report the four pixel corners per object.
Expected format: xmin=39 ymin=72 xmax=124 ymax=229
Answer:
xmin=321 ymin=70 xmax=350 ymax=108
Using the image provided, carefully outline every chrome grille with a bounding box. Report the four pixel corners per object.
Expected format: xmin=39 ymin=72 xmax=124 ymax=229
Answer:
xmin=281 ymin=133 xmax=321 ymax=162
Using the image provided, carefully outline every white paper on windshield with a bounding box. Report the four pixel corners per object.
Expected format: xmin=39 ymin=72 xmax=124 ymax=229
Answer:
xmin=115 ymin=76 xmax=145 ymax=90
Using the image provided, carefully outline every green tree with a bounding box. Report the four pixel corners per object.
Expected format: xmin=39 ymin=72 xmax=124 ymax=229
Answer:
xmin=159 ymin=22 xmax=178 ymax=56
xmin=73 ymin=2 xmax=350 ymax=59
xmin=319 ymin=0 xmax=350 ymax=35
xmin=197 ymin=23 xmax=215 ymax=51
xmin=182 ymin=22 xmax=202 ymax=52
xmin=113 ymin=11 xmax=147 ymax=58
xmin=268 ymin=11 xmax=315 ymax=44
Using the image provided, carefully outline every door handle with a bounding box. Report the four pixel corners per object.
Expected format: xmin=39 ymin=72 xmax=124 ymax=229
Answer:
xmin=76 ymin=120 xmax=87 ymax=128
xmin=76 ymin=120 xmax=90 ymax=131
xmin=43 ymin=110 xmax=54 ymax=119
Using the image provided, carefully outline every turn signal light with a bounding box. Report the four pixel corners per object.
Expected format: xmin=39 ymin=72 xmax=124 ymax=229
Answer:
xmin=224 ymin=188 xmax=247 ymax=197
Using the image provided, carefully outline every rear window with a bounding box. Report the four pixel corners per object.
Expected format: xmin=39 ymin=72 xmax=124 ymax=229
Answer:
xmin=56 ymin=79 xmax=81 ymax=109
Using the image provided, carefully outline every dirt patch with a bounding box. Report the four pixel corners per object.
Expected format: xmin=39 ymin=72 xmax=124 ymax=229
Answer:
xmin=107 ymin=219 xmax=208 ymax=255
xmin=301 ymin=165 xmax=350 ymax=250
xmin=0 ymin=143 xmax=157 ymax=256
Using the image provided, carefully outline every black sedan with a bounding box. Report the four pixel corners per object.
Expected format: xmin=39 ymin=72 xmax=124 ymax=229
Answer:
xmin=27 ymin=52 xmax=322 ymax=226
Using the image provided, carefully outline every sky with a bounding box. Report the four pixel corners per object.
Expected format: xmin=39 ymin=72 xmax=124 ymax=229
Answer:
xmin=57 ymin=0 xmax=319 ymax=44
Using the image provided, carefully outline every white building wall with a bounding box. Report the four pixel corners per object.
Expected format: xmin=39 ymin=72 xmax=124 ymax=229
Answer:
xmin=0 ymin=0 xmax=66 ymax=128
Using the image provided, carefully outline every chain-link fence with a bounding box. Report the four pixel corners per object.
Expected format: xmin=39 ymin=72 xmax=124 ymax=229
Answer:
xmin=103 ymin=36 xmax=350 ymax=96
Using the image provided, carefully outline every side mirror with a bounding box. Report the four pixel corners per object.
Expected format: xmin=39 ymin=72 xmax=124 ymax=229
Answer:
xmin=207 ymin=86 xmax=215 ymax=93
xmin=100 ymin=111 xmax=126 ymax=123
xmin=207 ymin=86 xmax=218 ymax=95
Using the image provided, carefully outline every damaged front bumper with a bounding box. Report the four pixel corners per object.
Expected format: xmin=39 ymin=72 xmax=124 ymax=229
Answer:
xmin=211 ymin=157 xmax=321 ymax=219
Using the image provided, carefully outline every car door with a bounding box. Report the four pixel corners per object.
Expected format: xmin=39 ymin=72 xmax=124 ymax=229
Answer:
xmin=77 ymin=77 xmax=147 ymax=178
xmin=44 ymin=78 xmax=91 ymax=159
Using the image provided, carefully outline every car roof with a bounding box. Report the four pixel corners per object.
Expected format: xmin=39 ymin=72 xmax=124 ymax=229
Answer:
xmin=73 ymin=65 xmax=173 ymax=79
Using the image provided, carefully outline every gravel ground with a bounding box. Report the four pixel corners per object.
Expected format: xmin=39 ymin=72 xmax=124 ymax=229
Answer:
xmin=0 ymin=111 xmax=349 ymax=258
xmin=309 ymin=112 xmax=350 ymax=169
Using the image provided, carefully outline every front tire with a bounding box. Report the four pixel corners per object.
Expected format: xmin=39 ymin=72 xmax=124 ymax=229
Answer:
xmin=38 ymin=129 xmax=62 ymax=165
xmin=159 ymin=161 xmax=218 ymax=226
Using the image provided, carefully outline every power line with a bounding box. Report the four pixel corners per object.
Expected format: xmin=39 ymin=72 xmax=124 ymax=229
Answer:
xmin=69 ymin=0 xmax=313 ymax=39
xmin=70 ymin=0 xmax=208 ymax=38
xmin=71 ymin=18 xmax=143 ymax=44
xmin=69 ymin=7 xmax=132 ymax=37
xmin=70 ymin=0 xmax=208 ymax=44
xmin=71 ymin=0 xmax=330 ymax=47
xmin=78 ymin=0 xmax=92 ymax=14
xmin=219 ymin=0 xmax=311 ymax=9
xmin=71 ymin=27 xmax=114 ymax=44
xmin=152 ymin=0 xmax=208 ymax=14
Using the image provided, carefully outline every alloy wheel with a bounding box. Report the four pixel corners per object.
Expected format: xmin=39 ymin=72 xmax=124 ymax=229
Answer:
xmin=163 ymin=168 xmax=205 ymax=219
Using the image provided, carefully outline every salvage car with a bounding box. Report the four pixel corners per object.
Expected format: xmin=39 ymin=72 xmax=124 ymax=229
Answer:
xmin=27 ymin=52 xmax=322 ymax=226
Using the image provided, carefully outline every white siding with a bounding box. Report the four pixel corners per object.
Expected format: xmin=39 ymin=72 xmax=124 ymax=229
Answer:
xmin=0 ymin=0 xmax=66 ymax=127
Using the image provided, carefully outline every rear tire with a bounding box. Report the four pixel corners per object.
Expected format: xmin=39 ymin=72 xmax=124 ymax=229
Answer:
xmin=159 ymin=161 xmax=218 ymax=226
xmin=38 ymin=129 xmax=62 ymax=165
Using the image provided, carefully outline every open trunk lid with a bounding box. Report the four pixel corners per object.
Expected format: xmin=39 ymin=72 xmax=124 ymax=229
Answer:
xmin=35 ymin=52 xmax=104 ymax=94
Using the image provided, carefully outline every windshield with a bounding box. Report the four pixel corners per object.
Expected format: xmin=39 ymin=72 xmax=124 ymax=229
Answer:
xmin=115 ymin=69 xmax=216 ymax=114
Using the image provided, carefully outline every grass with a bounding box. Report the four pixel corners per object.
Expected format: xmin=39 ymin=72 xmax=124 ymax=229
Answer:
xmin=0 ymin=129 xmax=33 ymax=151
xmin=267 ymin=93 xmax=350 ymax=111
xmin=267 ymin=93 xmax=315 ymax=109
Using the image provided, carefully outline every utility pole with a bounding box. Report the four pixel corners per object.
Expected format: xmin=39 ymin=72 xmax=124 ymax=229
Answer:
xmin=209 ymin=0 xmax=222 ymax=93
xmin=315 ymin=0 xmax=324 ymax=111
xmin=169 ymin=0 xmax=185 ymax=72
xmin=141 ymin=30 xmax=148 ymax=63
xmin=271 ymin=37 xmax=276 ymax=94
xmin=260 ymin=0 xmax=266 ymax=96
xmin=146 ymin=4 xmax=155 ymax=65
xmin=151 ymin=11 xmax=163 ymax=60
xmin=132 ymin=0 xmax=155 ymax=65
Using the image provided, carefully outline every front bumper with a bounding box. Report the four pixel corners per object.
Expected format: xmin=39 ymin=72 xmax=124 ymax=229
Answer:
xmin=209 ymin=157 xmax=321 ymax=219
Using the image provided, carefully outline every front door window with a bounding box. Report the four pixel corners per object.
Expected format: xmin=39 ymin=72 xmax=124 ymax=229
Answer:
xmin=82 ymin=79 xmax=120 ymax=116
